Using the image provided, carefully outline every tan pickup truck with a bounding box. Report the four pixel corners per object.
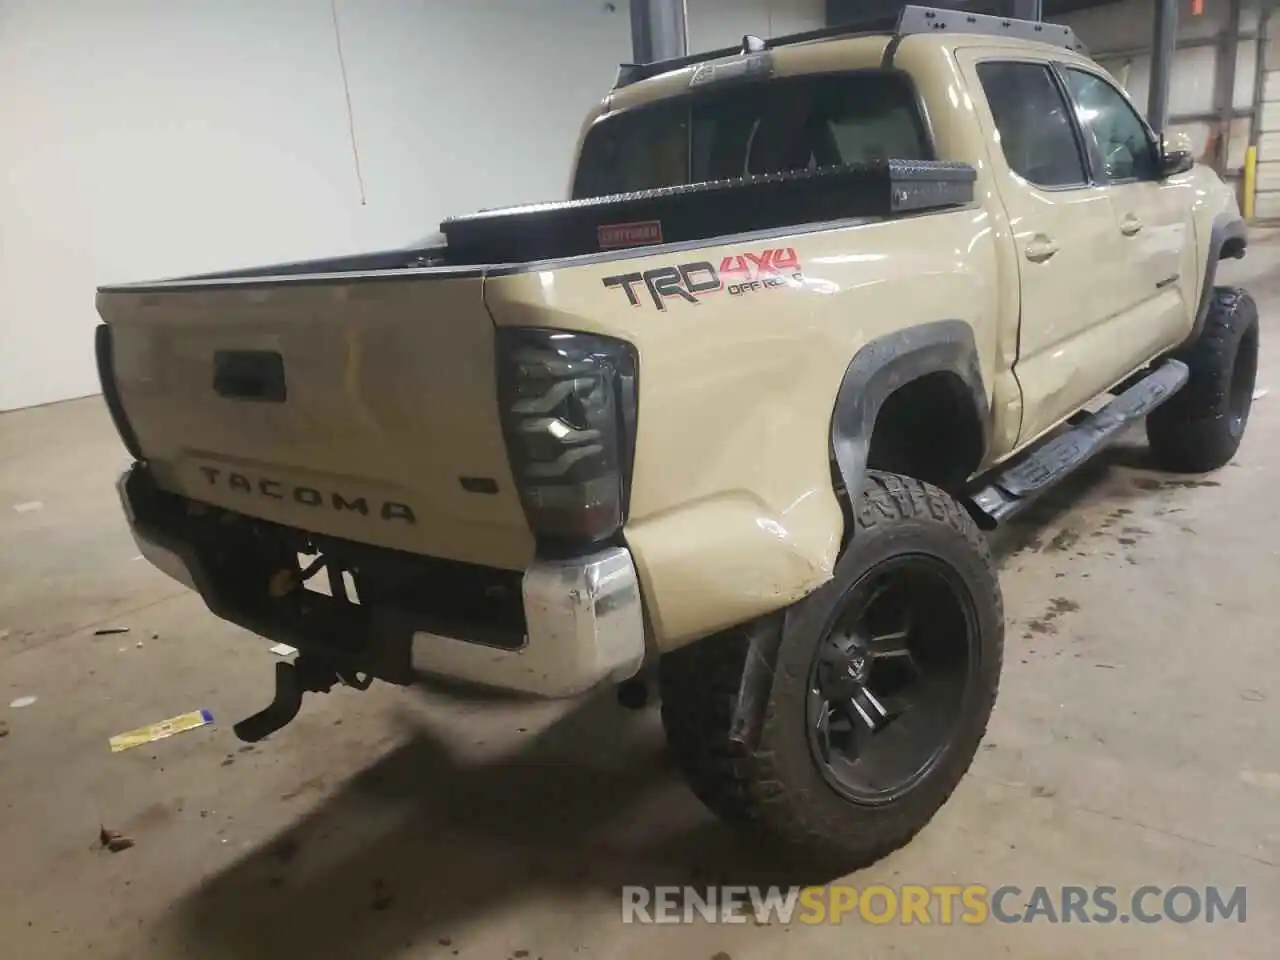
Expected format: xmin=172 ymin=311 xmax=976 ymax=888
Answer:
xmin=96 ymin=7 xmax=1254 ymax=869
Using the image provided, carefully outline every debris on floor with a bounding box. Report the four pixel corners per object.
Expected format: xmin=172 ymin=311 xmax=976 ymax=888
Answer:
xmin=98 ymin=826 xmax=135 ymax=853
xmin=0 ymin=720 xmax=8 ymax=737
xmin=9 ymin=695 xmax=37 ymax=709
xmin=268 ymin=643 xmax=298 ymax=657
xmin=12 ymin=500 xmax=44 ymax=513
xmin=1254 ymin=387 xmax=1269 ymax=400
xmin=109 ymin=709 xmax=214 ymax=753
xmin=93 ymin=627 xmax=130 ymax=636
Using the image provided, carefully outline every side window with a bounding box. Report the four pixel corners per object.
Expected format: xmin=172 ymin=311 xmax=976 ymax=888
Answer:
xmin=1063 ymin=68 xmax=1156 ymax=181
xmin=976 ymin=61 xmax=1087 ymax=188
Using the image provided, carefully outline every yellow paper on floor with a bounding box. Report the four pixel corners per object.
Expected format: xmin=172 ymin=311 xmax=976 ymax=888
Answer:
xmin=109 ymin=709 xmax=214 ymax=753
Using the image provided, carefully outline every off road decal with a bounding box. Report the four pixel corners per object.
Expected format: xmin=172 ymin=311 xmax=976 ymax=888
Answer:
xmin=602 ymin=246 xmax=803 ymax=310
xmin=598 ymin=220 xmax=664 ymax=250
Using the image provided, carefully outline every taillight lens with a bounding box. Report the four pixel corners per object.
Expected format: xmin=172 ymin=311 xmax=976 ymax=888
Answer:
xmin=497 ymin=328 xmax=638 ymax=546
xmin=95 ymin=324 xmax=143 ymax=460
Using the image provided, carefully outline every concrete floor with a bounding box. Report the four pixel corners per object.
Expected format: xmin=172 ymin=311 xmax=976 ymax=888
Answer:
xmin=3 ymin=252 xmax=1280 ymax=960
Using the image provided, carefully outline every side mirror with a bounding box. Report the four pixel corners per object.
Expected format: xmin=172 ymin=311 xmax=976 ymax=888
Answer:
xmin=1159 ymin=132 xmax=1195 ymax=177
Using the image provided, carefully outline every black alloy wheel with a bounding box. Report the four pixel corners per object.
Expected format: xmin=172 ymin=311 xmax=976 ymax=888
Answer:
xmin=806 ymin=554 xmax=979 ymax=804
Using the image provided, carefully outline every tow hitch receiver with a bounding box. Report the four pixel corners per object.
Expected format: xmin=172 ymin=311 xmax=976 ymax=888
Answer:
xmin=233 ymin=656 xmax=369 ymax=742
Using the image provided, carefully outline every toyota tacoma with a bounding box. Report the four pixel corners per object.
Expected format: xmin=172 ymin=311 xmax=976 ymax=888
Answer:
xmin=95 ymin=7 xmax=1255 ymax=868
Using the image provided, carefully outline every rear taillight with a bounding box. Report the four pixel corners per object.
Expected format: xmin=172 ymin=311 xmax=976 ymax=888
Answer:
xmin=95 ymin=324 xmax=143 ymax=460
xmin=497 ymin=328 xmax=638 ymax=547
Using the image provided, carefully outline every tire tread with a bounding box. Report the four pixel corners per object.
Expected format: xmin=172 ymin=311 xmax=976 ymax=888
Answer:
xmin=659 ymin=471 xmax=1002 ymax=870
xmin=1147 ymin=285 xmax=1258 ymax=472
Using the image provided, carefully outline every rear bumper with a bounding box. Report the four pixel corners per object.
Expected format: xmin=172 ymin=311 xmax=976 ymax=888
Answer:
xmin=409 ymin=548 xmax=645 ymax=696
xmin=117 ymin=467 xmax=646 ymax=698
xmin=118 ymin=477 xmax=198 ymax=590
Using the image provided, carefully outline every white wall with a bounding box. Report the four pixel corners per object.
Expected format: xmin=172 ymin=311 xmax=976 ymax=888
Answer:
xmin=0 ymin=0 xmax=631 ymax=411
xmin=686 ymin=0 xmax=824 ymax=52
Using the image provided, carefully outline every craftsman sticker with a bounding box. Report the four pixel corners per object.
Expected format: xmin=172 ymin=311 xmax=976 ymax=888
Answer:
xmin=602 ymin=246 xmax=802 ymax=310
xmin=597 ymin=220 xmax=664 ymax=250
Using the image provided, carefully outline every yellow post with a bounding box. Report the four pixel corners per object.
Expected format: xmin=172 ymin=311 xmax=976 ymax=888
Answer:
xmin=1244 ymin=145 xmax=1258 ymax=221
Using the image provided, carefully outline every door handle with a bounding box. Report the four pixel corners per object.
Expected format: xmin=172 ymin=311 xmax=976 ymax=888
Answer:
xmin=1120 ymin=215 xmax=1143 ymax=236
xmin=1024 ymin=236 xmax=1059 ymax=263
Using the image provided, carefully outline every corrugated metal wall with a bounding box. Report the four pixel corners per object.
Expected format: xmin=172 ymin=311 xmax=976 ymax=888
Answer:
xmin=1251 ymin=7 xmax=1280 ymax=218
xmin=1062 ymin=0 xmax=1261 ymax=186
xmin=827 ymin=1 xmax=1272 ymax=215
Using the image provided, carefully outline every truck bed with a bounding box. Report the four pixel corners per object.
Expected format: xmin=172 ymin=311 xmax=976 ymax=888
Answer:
xmin=100 ymin=160 xmax=976 ymax=292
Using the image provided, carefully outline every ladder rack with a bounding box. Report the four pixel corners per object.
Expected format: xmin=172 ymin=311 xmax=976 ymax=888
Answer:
xmin=614 ymin=4 xmax=1085 ymax=89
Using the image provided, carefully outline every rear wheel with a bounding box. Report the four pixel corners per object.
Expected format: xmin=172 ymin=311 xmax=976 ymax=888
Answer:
xmin=659 ymin=472 xmax=1003 ymax=869
xmin=1147 ymin=286 xmax=1259 ymax=472
xmin=805 ymin=553 xmax=980 ymax=806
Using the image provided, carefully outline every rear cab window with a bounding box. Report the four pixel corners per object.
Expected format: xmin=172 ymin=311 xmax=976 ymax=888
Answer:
xmin=572 ymin=70 xmax=931 ymax=200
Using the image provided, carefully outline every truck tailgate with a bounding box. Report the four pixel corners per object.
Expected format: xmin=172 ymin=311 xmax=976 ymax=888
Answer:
xmin=97 ymin=273 xmax=536 ymax=571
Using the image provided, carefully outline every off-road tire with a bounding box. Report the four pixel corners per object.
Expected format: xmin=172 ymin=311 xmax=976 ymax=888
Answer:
xmin=1147 ymin=286 xmax=1259 ymax=472
xmin=658 ymin=472 xmax=1003 ymax=870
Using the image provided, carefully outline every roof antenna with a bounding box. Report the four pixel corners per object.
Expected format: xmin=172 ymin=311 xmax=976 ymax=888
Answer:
xmin=742 ymin=34 xmax=766 ymax=53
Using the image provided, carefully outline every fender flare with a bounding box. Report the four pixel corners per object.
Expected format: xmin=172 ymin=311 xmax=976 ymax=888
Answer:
xmin=829 ymin=319 xmax=988 ymax=508
xmin=730 ymin=321 xmax=989 ymax=754
xmin=1185 ymin=212 xmax=1248 ymax=348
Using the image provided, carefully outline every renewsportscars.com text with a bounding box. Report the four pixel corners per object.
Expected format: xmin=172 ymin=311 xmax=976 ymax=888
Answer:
xmin=621 ymin=884 xmax=1247 ymax=926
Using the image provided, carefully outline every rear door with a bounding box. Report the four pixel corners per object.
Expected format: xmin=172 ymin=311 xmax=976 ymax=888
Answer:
xmin=961 ymin=54 xmax=1129 ymax=446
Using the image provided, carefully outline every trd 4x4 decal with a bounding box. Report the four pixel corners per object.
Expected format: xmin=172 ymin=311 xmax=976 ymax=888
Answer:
xmin=602 ymin=246 xmax=803 ymax=310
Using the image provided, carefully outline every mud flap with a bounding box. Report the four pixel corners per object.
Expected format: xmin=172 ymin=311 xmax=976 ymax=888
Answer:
xmin=727 ymin=611 xmax=787 ymax=755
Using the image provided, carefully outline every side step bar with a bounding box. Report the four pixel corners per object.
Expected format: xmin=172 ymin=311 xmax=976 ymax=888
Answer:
xmin=968 ymin=359 xmax=1189 ymax=527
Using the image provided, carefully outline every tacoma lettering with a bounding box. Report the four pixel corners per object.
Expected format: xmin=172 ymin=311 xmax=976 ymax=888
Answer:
xmin=196 ymin=466 xmax=415 ymax=524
